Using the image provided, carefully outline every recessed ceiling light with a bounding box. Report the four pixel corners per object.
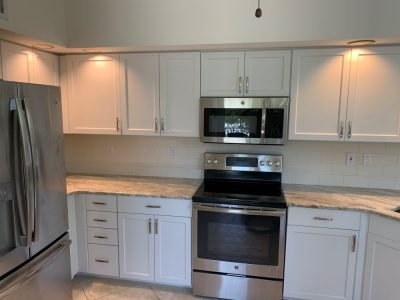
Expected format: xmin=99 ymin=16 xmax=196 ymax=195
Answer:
xmin=32 ymin=43 xmax=55 ymax=50
xmin=347 ymin=39 xmax=376 ymax=46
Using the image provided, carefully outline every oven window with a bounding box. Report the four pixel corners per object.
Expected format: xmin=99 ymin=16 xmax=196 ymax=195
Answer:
xmin=197 ymin=211 xmax=281 ymax=266
xmin=265 ymin=108 xmax=284 ymax=139
xmin=204 ymin=108 xmax=262 ymax=138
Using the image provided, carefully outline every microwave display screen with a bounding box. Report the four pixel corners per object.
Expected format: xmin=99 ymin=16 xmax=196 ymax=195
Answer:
xmin=204 ymin=108 xmax=262 ymax=138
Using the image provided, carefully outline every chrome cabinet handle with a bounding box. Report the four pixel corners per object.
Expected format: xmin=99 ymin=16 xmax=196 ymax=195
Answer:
xmin=155 ymin=219 xmax=158 ymax=235
xmin=92 ymin=201 xmax=106 ymax=205
xmin=347 ymin=121 xmax=352 ymax=139
xmin=95 ymin=259 xmax=109 ymax=263
xmin=245 ymin=76 xmax=249 ymax=93
xmin=313 ymin=217 xmax=333 ymax=221
xmin=116 ymin=117 xmax=120 ymax=132
xmin=146 ymin=205 xmax=161 ymax=208
xmin=238 ymin=76 xmax=242 ymax=94
xmin=339 ymin=121 xmax=344 ymax=138
xmin=148 ymin=218 xmax=152 ymax=234
xmin=161 ymin=118 xmax=164 ymax=133
xmin=93 ymin=235 xmax=108 ymax=239
xmin=351 ymin=235 xmax=356 ymax=252
xmin=155 ymin=118 xmax=158 ymax=133
xmin=93 ymin=219 xmax=107 ymax=222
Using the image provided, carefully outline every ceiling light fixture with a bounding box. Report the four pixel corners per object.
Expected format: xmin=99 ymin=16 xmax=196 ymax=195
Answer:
xmin=255 ymin=0 xmax=262 ymax=18
xmin=32 ymin=43 xmax=55 ymax=50
xmin=347 ymin=39 xmax=376 ymax=46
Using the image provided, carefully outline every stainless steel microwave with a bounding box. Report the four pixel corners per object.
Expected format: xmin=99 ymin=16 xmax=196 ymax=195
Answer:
xmin=200 ymin=97 xmax=289 ymax=145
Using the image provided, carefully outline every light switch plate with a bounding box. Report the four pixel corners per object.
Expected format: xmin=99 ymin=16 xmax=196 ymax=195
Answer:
xmin=363 ymin=153 xmax=372 ymax=166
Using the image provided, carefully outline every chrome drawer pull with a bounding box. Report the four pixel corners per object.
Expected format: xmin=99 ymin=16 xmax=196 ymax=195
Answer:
xmin=93 ymin=235 xmax=108 ymax=239
xmin=92 ymin=202 xmax=106 ymax=205
xmin=95 ymin=259 xmax=109 ymax=263
xmin=93 ymin=219 xmax=107 ymax=222
xmin=313 ymin=217 xmax=334 ymax=221
xmin=146 ymin=205 xmax=161 ymax=209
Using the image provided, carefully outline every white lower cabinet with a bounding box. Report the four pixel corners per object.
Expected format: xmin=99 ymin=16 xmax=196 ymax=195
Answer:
xmin=284 ymin=207 xmax=366 ymax=300
xmin=88 ymin=244 xmax=119 ymax=277
xmin=154 ymin=216 xmax=191 ymax=286
xmin=362 ymin=215 xmax=400 ymax=300
xmin=118 ymin=212 xmax=191 ymax=286
xmin=285 ymin=226 xmax=358 ymax=300
xmin=118 ymin=213 xmax=155 ymax=281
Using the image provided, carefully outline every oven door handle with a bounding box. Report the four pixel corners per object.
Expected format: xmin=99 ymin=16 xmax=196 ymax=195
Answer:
xmin=192 ymin=204 xmax=286 ymax=217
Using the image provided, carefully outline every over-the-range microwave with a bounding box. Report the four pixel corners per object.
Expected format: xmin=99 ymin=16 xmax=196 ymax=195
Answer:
xmin=200 ymin=97 xmax=289 ymax=145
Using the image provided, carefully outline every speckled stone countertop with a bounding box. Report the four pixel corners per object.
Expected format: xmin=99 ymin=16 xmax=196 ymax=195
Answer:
xmin=66 ymin=175 xmax=201 ymax=200
xmin=284 ymin=184 xmax=400 ymax=221
xmin=66 ymin=175 xmax=400 ymax=220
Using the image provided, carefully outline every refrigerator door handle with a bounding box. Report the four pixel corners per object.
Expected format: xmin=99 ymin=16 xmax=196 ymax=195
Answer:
xmin=10 ymin=98 xmax=35 ymax=247
xmin=23 ymin=98 xmax=40 ymax=243
xmin=0 ymin=239 xmax=71 ymax=299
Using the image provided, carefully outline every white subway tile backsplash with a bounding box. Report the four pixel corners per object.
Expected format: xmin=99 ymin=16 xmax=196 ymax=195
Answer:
xmin=64 ymin=135 xmax=400 ymax=190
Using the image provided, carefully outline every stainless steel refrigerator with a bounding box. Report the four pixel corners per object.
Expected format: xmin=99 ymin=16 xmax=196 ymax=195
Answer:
xmin=0 ymin=81 xmax=71 ymax=299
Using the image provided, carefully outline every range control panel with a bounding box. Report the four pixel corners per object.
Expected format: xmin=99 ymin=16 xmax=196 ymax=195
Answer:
xmin=204 ymin=153 xmax=283 ymax=173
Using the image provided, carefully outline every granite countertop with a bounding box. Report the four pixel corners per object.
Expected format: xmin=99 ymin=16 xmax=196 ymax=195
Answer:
xmin=66 ymin=174 xmax=400 ymax=221
xmin=66 ymin=174 xmax=201 ymax=200
xmin=284 ymin=184 xmax=400 ymax=221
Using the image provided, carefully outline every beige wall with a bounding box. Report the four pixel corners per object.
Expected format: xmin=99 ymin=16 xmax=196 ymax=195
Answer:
xmin=0 ymin=0 xmax=67 ymax=45
xmin=64 ymin=0 xmax=375 ymax=48
xmin=64 ymin=135 xmax=400 ymax=190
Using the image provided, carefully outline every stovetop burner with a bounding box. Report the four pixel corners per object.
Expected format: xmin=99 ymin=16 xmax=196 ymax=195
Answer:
xmin=193 ymin=153 xmax=286 ymax=208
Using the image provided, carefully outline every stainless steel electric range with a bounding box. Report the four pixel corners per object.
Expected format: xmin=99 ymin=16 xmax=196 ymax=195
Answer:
xmin=192 ymin=153 xmax=287 ymax=300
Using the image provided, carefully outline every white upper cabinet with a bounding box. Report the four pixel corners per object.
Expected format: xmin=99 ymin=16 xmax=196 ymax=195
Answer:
xmin=201 ymin=52 xmax=244 ymax=97
xmin=1 ymin=41 xmax=59 ymax=86
xmin=289 ymin=48 xmax=351 ymax=141
xmin=201 ymin=50 xmax=291 ymax=97
xmin=66 ymin=54 xmax=121 ymax=135
xmin=346 ymin=47 xmax=400 ymax=142
xmin=160 ymin=52 xmax=200 ymax=137
xmin=1 ymin=41 xmax=32 ymax=83
xmin=120 ymin=53 xmax=160 ymax=136
xmin=31 ymin=49 xmax=59 ymax=86
xmin=244 ymin=50 xmax=291 ymax=96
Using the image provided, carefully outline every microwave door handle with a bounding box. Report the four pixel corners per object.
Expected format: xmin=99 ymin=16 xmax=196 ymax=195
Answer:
xmin=11 ymin=98 xmax=34 ymax=247
xmin=23 ymin=99 xmax=39 ymax=243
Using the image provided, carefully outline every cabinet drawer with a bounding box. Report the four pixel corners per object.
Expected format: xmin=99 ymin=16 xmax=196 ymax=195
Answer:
xmin=118 ymin=196 xmax=191 ymax=217
xmin=87 ymin=227 xmax=118 ymax=245
xmin=87 ymin=211 xmax=117 ymax=229
xmin=369 ymin=214 xmax=400 ymax=243
xmin=288 ymin=207 xmax=361 ymax=230
xmin=87 ymin=244 xmax=119 ymax=277
xmin=86 ymin=194 xmax=117 ymax=212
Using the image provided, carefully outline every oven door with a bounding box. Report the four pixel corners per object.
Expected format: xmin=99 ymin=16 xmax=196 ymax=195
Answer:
xmin=200 ymin=98 xmax=265 ymax=144
xmin=192 ymin=204 xmax=286 ymax=279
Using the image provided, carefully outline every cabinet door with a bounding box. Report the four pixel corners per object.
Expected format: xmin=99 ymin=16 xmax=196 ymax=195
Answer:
xmin=31 ymin=49 xmax=59 ymax=86
xmin=244 ymin=50 xmax=291 ymax=96
xmin=289 ymin=49 xmax=350 ymax=141
xmin=1 ymin=41 xmax=32 ymax=83
xmin=160 ymin=52 xmax=200 ymax=137
xmin=120 ymin=53 xmax=159 ymax=136
xmin=66 ymin=54 xmax=121 ymax=134
xmin=154 ymin=216 xmax=191 ymax=286
xmin=201 ymin=52 xmax=244 ymax=96
xmin=346 ymin=47 xmax=400 ymax=142
xmin=284 ymin=225 xmax=358 ymax=300
xmin=118 ymin=213 xmax=155 ymax=281
xmin=363 ymin=233 xmax=400 ymax=300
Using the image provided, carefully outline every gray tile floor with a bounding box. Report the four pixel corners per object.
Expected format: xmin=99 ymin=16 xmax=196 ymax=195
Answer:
xmin=72 ymin=275 xmax=207 ymax=300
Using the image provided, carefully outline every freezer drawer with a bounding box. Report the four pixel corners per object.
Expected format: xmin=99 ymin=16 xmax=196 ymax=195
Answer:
xmin=0 ymin=235 xmax=72 ymax=300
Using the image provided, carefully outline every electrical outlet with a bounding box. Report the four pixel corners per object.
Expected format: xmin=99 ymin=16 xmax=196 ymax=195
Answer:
xmin=363 ymin=153 xmax=372 ymax=166
xmin=106 ymin=145 xmax=114 ymax=156
xmin=170 ymin=147 xmax=176 ymax=158
xmin=346 ymin=153 xmax=356 ymax=166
